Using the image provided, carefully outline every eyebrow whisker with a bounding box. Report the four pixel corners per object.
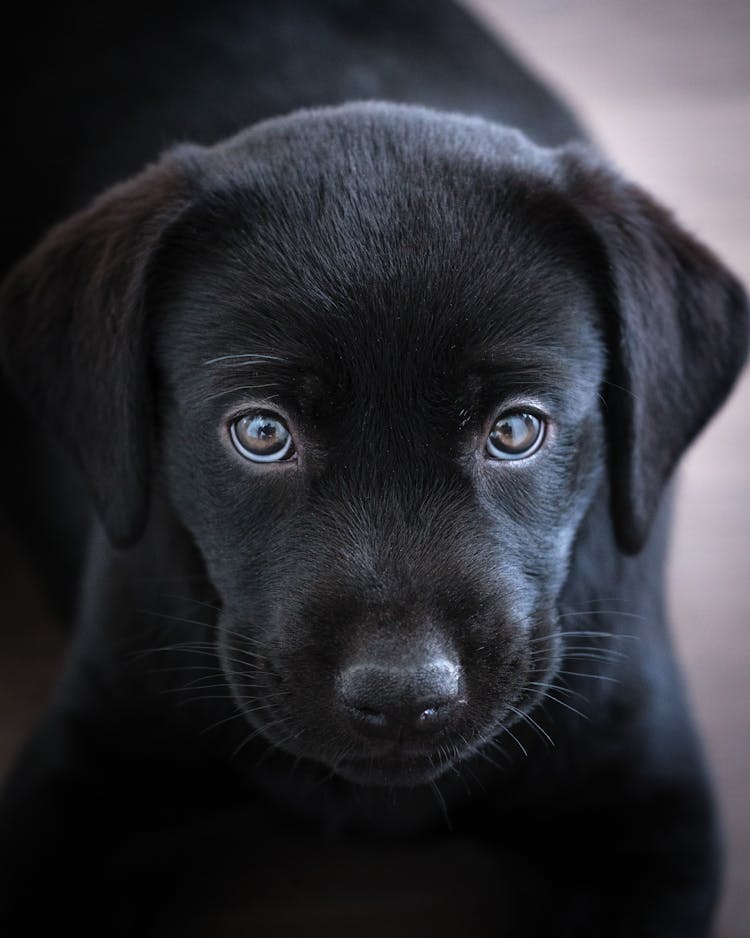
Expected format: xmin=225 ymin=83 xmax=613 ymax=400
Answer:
xmin=203 ymin=384 xmax=278 ymax=401
xmin=203 ymin=353 xmax=287 ymax=366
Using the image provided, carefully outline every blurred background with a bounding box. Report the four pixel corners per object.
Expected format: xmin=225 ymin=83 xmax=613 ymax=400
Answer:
xmin=463 ymin=2 xmax=750 ymax=936
xmin=0 ymin=1 xmax=747 ymax=935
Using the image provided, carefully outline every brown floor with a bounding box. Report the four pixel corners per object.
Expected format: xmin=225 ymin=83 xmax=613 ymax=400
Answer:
xmin=0 ymin=1 xmax=748 ymax=935
xmin=465 ymin=2 xmax=750 ymax=935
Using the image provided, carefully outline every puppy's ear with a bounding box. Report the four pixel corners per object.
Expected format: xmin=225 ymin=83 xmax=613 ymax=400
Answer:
xmin=560 ymin=147 xmax=749 ymax=553
xmin=0 ymin=152 xmax=196 ymax=546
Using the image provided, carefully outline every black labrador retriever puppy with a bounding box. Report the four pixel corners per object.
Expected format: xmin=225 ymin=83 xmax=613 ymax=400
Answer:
xmin=0 ymin=1 xmax=747 ymax=936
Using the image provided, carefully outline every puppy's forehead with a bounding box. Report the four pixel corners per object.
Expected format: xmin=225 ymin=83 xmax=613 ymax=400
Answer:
xmin=158 ymin=107 xmax=603 ymax=402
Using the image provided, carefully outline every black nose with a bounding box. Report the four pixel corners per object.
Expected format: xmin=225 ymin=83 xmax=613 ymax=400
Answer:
xmin=339 ymin=658 xmax=463 ymax=741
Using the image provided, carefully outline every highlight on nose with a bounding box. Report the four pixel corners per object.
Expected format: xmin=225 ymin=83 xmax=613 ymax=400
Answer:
xmin=338 ymin=657 xmax=463 ymax=741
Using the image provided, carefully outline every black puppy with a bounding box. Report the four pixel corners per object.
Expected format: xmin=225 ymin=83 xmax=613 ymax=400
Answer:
xmin=1 ymin=2 xmax=747 ymax=936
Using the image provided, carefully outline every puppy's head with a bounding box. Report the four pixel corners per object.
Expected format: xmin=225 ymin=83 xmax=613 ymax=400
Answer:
xmin=2 ymin=103 xmax=746 ymax=786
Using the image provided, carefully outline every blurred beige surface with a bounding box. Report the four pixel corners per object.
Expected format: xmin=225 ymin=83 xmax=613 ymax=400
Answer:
xmin=0 ymin=1 xmax=747 ymax=935
xmin=464 ymin=2 xmax=750 ymax=935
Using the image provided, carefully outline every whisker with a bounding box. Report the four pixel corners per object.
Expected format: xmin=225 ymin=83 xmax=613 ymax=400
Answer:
xmin=136 ymin=610 xmax=268 ymax=652
xmin=475 ymin=748 xmax=505 ymax=773
xmin=136 ymin=609 xmax=214 ymax=630
xmin=452 ymin=733 xmax=489 ymax=789
xmin=528 ymin=630 xmax=639 ymax=645
xmin=150 ymin=613 xmax=269 ymax=650
xmin=479 ymin=738 xmax=511 ymax=767
xmin=203 ymin=384 xmax=278 ymax=402
xmin=167 ymin=675 xmax=232 ymax=691
xmin=129 ymin=644 xmax=218 ymax=663
xmin=447 ymin=761 xmax=473 ymax=797
xmin=529 ymin=648 xmax=629 ymax=666
xmin=526 ymin=681 xmax=590 ymax=703
xmin=200 ymin=709 xmax=246 ymax=736
xmin=175 ymin=690 xmax=287 ymax=707
xmin=562 ymin=653 xmax=629 ymax=665
xmin=557 ymin=611 xmax=646 ymax=622
xmin=560 ymin=597 xmax=634 ymax=608
xmin=443 ymin=741 xmax=472 ymax=792
xmin=537 ymin=692 xmax=590 ymax=722
xmin=162 ymin=680 xmax=280 ymax=695
xmin=498 ymin=724 xmax=528 ymax=758
xmin=429 ymin=781 xmax=452 ymax=832
xmin=559 ymin=645 xmax=629 ymax=657
xmin=203 ymin=353 xmax=287 ymax=366
xmin=256 ymin=729 xmax=303 ymax=769
xmin=176 ymin=694 xmax=242 ymax=706
xmin=231 ymin=716 xmax=291 ymax=761
xmin=160 ymin=594 xmax=221 ymax=611
xmin=506 ymin=705 xmax=554 ymax=747
xmin=132 ymin=643 xmax=265 ymax=669
xmin=556 ymin=670 xmax=621 ymax=683
xmin=133 ymin=573 xmax=212 ymax=585
xmin=149 ymin=664 xmax=228 ymax=676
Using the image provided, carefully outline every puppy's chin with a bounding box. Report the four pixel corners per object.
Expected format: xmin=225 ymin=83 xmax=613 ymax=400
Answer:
xmin=333 ymin=753 xmax=450 ymax=788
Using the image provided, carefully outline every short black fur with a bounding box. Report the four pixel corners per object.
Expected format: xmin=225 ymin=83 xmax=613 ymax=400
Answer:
xmin=0 ymin=2 xmax=747 ymax=936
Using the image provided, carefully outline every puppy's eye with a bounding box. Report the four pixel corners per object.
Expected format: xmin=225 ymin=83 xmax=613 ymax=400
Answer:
xmin=486 ymin=411 xmax=545 ymax=460
xmin=230 ymin=412 xmax=295 ymax=462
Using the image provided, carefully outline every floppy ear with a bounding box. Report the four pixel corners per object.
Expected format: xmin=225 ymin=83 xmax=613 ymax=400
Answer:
xmin=0 ymin=152 xmax=196 ymax=547
xmin=559 ymin=147 xmax=749 ymax=553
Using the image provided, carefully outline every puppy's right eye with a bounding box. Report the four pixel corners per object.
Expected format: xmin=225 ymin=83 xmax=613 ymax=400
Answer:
xmin=230 ymin=412 xmax=295 ymax=462
xmin=486 ymin=411 xmax=546 ymax=460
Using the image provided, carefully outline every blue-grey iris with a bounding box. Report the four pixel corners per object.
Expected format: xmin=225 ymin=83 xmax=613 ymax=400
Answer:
xmin=486 ymin=412 xmax=545 ymax=460
xmin=230 ymin=413 xmax=294 ymax=462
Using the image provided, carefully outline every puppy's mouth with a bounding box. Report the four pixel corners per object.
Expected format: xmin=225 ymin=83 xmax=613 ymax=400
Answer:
xmin=218 ymin=620 xmax=561 ymax=788
xmin=334 ymin=749 xmax=453 ymax=787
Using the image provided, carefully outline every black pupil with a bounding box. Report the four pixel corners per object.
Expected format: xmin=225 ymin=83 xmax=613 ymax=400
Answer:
xmin=491 ymin=413 xmax=539 ymax=453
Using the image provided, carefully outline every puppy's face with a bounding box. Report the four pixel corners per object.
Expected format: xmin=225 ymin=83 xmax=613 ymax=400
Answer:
xmin=5 ymin=104 xmax=743 ymax=788
xmin=154 ymin=112 xmax=607 ymax=785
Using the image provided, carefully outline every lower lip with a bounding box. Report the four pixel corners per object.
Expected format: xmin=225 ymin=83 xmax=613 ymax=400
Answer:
xmin=337 ymin=752 xmax=444 ymax=786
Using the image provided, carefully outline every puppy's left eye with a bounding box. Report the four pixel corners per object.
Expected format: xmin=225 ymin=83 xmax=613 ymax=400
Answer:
xmin=230 ymin=412 xmax=295 ymax=462
xmin=486 ymin=411 xmax=545 ymax=460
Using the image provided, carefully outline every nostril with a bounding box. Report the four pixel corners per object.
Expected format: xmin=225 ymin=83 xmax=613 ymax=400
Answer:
xmin=417 ymin=704 xmax=441 ymax=725
xmin=345 ymin=703 xmax=390 ymax=734
xmin=351 ymin=704 xmax=387 ymax=725
xmin=414 ymin=699 xmax=458 ymax=732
